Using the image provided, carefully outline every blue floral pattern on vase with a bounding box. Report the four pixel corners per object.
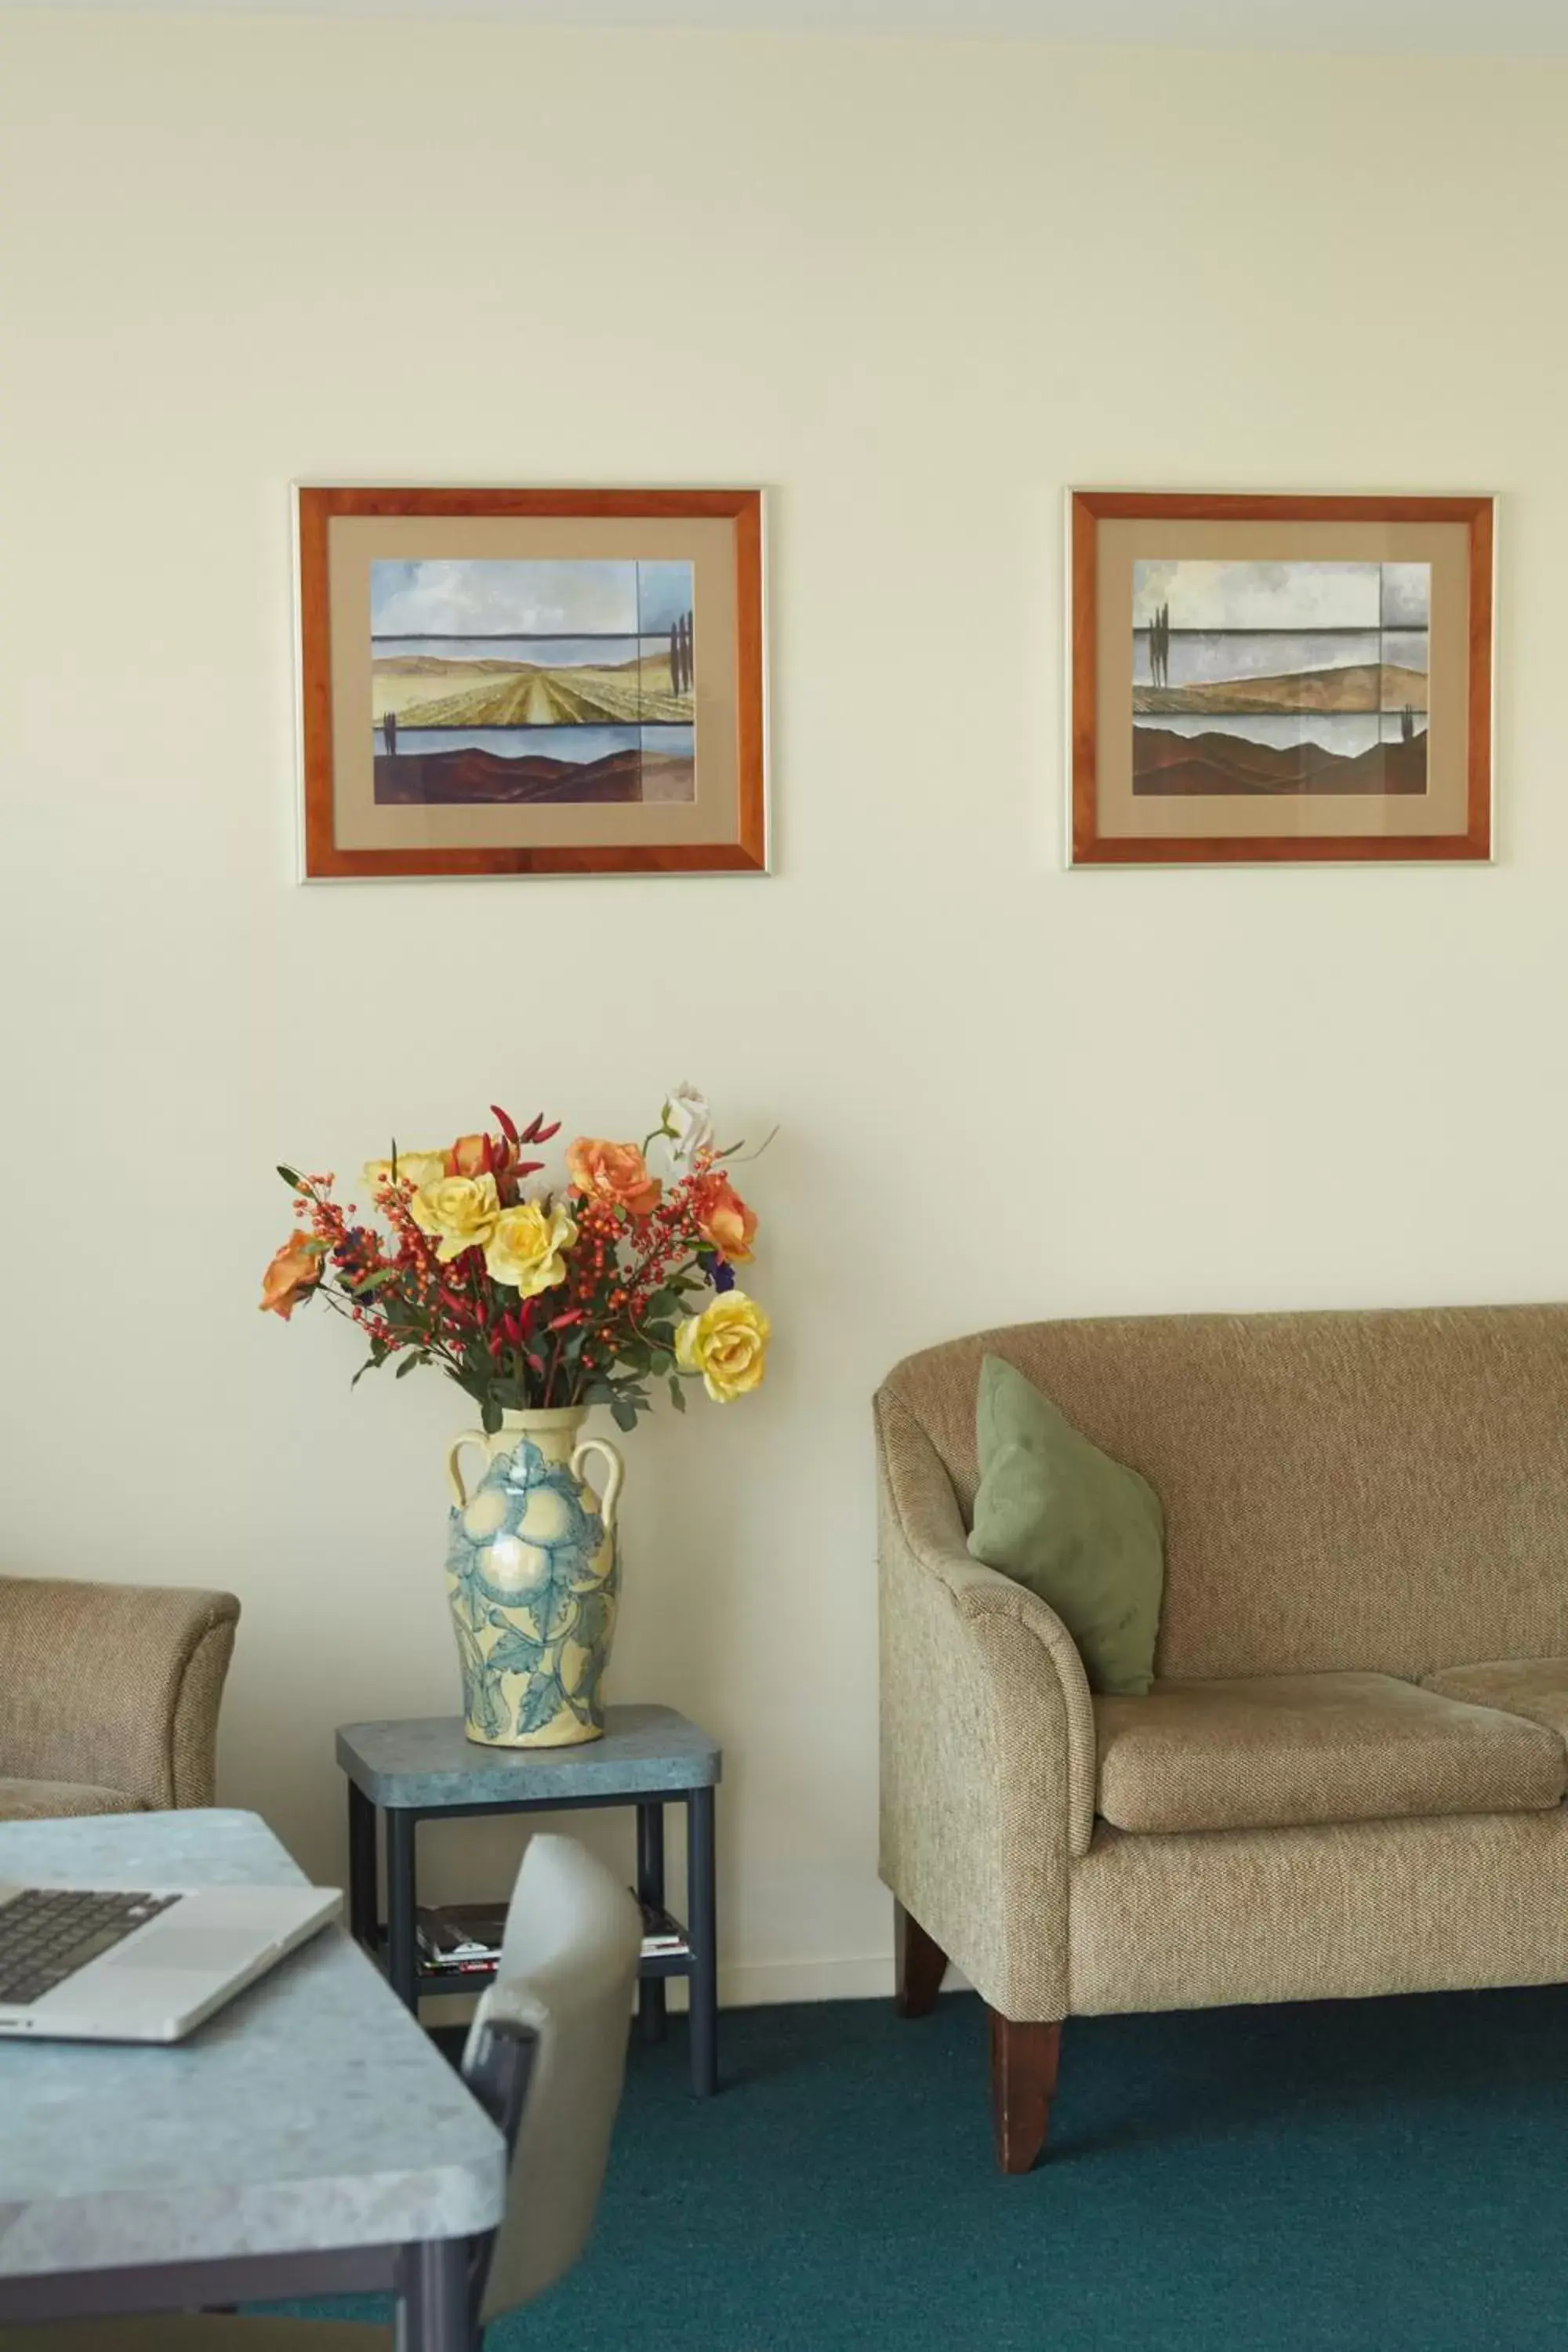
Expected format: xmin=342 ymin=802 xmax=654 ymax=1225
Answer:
xmin=445 ymin=1430 xmax=619 ymax=1747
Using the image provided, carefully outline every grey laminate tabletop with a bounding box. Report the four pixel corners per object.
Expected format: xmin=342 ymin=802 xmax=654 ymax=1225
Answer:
xmin=336 ymin=1701 xmax=721 ymax=1809
xmin=0 ymin=1809 xmax=506 ymax=2283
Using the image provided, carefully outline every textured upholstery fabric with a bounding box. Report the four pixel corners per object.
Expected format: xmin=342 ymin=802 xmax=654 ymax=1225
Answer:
xmin=1069 ymin=1810 xmax=1568 ymax=2015
xmin=878 ymin=1389 xmax=1093 ymax=2016
xmin=1094 ymin=1672 xmax=1566 ymax=1834
xmin=0 ymin=1778 xmax=142 ymax=1823
xmin=880 ymin=1304 xmax=1568 ymax=1682
xmin=1422 ymin=1657 xmax=1568 ymax=1744
xmin=0 ymin=1574 xmax=240 ymax=1812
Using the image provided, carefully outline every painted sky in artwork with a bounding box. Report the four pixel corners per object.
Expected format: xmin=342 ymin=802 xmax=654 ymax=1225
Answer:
xmin=1132 ymin=559 xmax=1430 ymax=632
xmin=371 ymin=558 xmax=694 ymax=640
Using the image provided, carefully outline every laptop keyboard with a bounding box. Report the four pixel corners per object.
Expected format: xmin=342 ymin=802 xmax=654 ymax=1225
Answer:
xmin=0 ymin=1889 xmax=179 ymax=2005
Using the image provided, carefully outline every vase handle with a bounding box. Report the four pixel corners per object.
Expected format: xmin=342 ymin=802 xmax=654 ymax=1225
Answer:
xmin=572 ymin=1435 xmax=625 ymax=1537
xmin=446 ymin=1429 xmax=488 ymax=1508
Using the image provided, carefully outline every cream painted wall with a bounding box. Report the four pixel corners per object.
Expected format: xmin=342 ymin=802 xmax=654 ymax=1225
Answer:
xmin=4 ymin=11 xmax=1568 ymax=2002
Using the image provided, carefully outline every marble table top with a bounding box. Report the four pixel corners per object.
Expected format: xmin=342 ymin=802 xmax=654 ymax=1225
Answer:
xmin=0 ymin=1809 xmax=506 ymax=2281
xmin=337 ymin=1701 xmax=721 ymax=1809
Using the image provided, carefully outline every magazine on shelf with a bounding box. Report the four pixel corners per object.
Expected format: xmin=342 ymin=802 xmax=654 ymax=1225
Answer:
xmin=637 ymin=1898 xmax=690 ymax=1958
xmin=416 ymin=1903 xmax=509 ymax=1973
xmin=415 ymin=1895 xmax=691 ymax=1973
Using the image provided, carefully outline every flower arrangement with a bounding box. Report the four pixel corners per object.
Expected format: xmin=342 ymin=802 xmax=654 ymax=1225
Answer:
xmin=260 ymin=1086 xmax=771 ymax=1435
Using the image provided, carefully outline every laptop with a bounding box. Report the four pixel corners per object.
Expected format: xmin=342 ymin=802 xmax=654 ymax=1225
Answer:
xmin=0 ymin=1879 xmax=340 ymax=2043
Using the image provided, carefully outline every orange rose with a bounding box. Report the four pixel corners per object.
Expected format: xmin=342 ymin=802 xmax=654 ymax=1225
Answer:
xmin=446 ymin=1131 xmax=539 ymax=1204
xmin=690 ymin=1171 xmax=757 ymax=1264
xmin=565 ymin=1138 xmax=662 ymax=1219
xmin=446 ymin=1133 xmax=492 ymax=1179
xmin=259 ymin=1235 xmax=323 ymax=1320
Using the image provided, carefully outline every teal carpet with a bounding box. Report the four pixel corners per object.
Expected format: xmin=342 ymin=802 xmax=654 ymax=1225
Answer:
xmin=511 ymin=1987 xmax=1568 ymax=2351
xmin=329 ymin=1986 xmax=1568 ymax=2348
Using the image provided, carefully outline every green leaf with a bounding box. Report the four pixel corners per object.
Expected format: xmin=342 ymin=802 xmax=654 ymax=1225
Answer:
xmin=649 ymin=1349 xmax=673 ymax=1377
xmin=277 ymin=1164 xmax=305 ymax=1190
xmin=349 ymin=1267 xmax=399 ymax=1294
xmin=575 ymin=1592 xmax=612 ymax=1654
xmin=669 ymin=1377 xmax=687 ymax=1413
xmin=481 ymin=1397 xmax=503 ymax=1435
xmin=488 ymin=1628 xmax=547 ymax=1676
xmin=350 ymin=1355 xmax=387 ymax=1389
xmin=611 ymin=1398 xmax=639 ymax=1433
xmin=466 ymin=1663 xmax=508 ymax=1740
xmin=394 ymin=1352 xmax=430 ymax=1380
xmin=515 ymin=1673 xmax=566 ymax=1736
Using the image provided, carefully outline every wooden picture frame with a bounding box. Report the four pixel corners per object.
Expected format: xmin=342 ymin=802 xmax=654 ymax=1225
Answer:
xmin=297 ymin=486 xmax=766 ymax=879
xmin=1069 ymin=491 xmax=1494 ymax=866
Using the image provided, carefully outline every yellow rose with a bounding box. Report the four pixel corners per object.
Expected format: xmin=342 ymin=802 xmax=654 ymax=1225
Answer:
xmin=362 ymin=1150 xmax=446 ymax=1193
xmin=675 ymin=1291 xmax=771 ymax=1403
xmin=410 ymin=1172 xmax=500 ymax=1262
xmin=485 ymin=1200 xmax=576 ymax=1297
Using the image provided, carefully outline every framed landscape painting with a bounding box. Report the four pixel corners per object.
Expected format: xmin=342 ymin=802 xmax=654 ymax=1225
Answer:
xmin=297 ymin=486 xmax=766 ymax=877
xmin=1069 ymin=492 xmax=1494 ymax=866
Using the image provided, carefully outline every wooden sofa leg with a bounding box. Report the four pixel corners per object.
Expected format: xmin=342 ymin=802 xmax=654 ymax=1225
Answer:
xmin=989 ymin=2011 xmax=1061 ymax=2174
xmin=894 ymin=1901 xmax=948 ymax=2017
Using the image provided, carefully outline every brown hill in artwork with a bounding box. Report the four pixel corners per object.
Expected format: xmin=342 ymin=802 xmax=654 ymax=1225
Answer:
xmin=375 ymin=748 xmax=643 ymax=805
xmin=1134 ymin=664 xmax=1428 ymax=717
xmin=1133 ymin=727 xmax=1428 ymax=797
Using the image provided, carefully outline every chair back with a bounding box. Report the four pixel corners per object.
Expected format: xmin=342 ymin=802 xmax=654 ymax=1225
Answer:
xmin=461 ymin=1832 xmax=641 ymax=2323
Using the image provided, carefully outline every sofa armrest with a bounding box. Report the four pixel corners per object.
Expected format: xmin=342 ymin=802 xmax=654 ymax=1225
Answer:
xmin=876 ymin=1388 xmax=1094 ymax=2023
xmin=0 ymin=1574 xmax=240 ymax=1809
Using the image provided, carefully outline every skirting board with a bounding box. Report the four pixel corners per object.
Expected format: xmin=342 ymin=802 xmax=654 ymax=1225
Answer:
xmin=717 ymin=1955 xmax=975 ymax=2009
xmin=423 ymin=1955 xmax=975 ymax=2024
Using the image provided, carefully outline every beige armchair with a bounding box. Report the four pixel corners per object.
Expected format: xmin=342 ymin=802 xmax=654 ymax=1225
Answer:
xmin=879 ymin=1305 xmax=1568 ymax=2172
xmin=0 ymin=1574 xmax=240 ymax=1823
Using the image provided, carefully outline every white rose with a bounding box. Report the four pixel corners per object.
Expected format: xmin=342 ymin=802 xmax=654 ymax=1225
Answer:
xmin=664 ymin=1082 xmax=714 ymax=1165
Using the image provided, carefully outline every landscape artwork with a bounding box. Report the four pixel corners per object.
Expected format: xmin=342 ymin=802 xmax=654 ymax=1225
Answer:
xmin=1132 ymin=559 xmax=1430 ymax=797
xmin=297 ymin=486 xmax=765 ymax=877
xmin=1068 ymin=490 xmax=1494 ymax=866
xmin=372 ymin=557 xmax=696 ymax=806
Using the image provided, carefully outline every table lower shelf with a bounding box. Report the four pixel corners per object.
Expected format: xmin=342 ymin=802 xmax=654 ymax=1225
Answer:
xmin=364 ymin=1926 xmax=694 ymax=1996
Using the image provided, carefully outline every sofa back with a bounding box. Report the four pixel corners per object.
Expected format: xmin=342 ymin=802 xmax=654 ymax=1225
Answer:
xmin=880 ymin=1304 xmax=1568 ymax=1682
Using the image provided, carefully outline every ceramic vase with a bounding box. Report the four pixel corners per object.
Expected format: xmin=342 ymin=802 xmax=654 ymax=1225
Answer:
xmin=444 ymin=1407 xmax=623 ymax=1749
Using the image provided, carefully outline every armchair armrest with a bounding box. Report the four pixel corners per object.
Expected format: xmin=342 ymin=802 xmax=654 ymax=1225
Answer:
xmin=0 ymin=1574 xmax=240 ymax=1809
xmin=877 ymin=1388 xmax=1094 ymax=2022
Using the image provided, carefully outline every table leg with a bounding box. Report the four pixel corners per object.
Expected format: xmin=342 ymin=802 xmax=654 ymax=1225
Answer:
xmin=386 ymin=1809 xmax=419 ymax=2013
xmin=686 ymin=1786 xmax=718 ymax=2097
xmin=636 ymin=1801 xmax=667 ymax=2045
xmin=347 ymin=1781 xmax=377 ymax=1951
xmin=397 ymin=2236 xmax=474 ymax=2352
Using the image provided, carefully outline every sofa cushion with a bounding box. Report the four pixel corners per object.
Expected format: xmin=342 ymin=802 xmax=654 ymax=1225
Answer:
xmin=1422 ymin=1658 xmax=1568 ymax=1743
xmin=968 ymin=1353 xmax=1164 ymax=1695
xmin=0 ymin=1779 xmax=143 ymax=1824
xmin=1094 ymin=1671 xmax=1567 ymax=1835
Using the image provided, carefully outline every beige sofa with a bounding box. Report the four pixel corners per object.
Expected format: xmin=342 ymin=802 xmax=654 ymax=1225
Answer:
xmin=877 ymin=1304 xmax=1568 ymax=2171
xmin=0 ymin=1574 xmax=239 ymax=1822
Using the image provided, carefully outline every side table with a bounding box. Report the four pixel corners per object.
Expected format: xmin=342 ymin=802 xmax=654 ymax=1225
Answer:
xmin=335 ymin=1702 xmax=722 ymax=2096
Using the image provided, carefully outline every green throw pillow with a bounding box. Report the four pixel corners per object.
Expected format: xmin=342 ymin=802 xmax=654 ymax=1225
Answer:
xmin=967 ymin=1355 xmax=1164 ymax=1696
